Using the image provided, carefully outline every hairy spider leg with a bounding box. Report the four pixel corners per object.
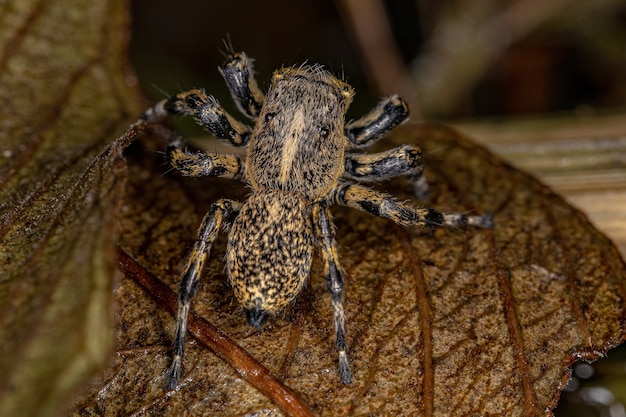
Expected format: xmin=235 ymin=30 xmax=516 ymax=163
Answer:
xmin=344 ymin=144 xmax=428 ymax=198
xmin=344 ymin=96 xmax=429 ymax=197
xmin=313 ymin=201 xmax=352 ymax=384
xmin=345 ymin=94 xmax=409 ymax=148
xmin=166 ymin=146 xmax=246 ymax=181
xmin=167 ymin=199 xmax=241 ymax=390
xmin=141 ymin=89 xmax=252 ymax=147
xmin=218 ymin=52 xmax=265 ymax=120
xmin=164 ymin=130 xmax=246 ymax=388
xmin=331 ymin=182 xmax=493 ymax=229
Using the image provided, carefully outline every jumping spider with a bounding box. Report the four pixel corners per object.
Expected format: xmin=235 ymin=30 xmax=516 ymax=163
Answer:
xmin=141 ymin=50 xmax=492 ymax=388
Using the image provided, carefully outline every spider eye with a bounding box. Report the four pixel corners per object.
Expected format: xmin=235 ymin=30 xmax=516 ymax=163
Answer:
xmin=320 ymin=126 xmax=330 ymax=138
xmin=264 ymin=112 xmax=276 ymax=123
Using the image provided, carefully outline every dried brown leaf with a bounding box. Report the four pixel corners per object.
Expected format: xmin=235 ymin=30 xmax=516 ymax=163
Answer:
xmin=0 ymin=1 xmax=142 ymax=416
xmin=3 ymin=1 xmax=623 ymax=416
xmin=69 ymin=123 xmax=625 ymax=416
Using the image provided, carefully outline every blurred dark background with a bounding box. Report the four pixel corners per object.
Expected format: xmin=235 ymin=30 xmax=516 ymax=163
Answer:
xmin=129 ymin=1 xmax=626 ymax=415
xmin=130 ymin=0 xmax=626 ymax=122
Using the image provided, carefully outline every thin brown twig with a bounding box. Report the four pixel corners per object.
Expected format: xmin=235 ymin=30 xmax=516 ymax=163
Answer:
xmin=117 ymin=246 xmax=317 ymax=417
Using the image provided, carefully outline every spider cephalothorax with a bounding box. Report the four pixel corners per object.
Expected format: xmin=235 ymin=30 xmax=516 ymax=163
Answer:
xmin=141 ymin=49 xmax=492 ymax=389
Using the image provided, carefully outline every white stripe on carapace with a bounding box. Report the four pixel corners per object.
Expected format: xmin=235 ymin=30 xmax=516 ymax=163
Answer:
xmin=279 ymin=109 xmax=304 ymax=185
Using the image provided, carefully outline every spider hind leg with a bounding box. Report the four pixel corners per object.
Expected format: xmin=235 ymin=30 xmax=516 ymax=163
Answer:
xmin=313 ymin=201 xmax=353 ymax=384
xmin=166 ymin=199 xmax=241 ymax=389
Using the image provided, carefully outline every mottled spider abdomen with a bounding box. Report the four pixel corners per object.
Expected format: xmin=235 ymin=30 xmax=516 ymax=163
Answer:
xmin=226 ymin=189 xmax=314 ymax=328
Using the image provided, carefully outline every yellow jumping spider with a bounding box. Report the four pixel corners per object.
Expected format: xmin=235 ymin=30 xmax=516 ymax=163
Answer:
xmin=141 ymin=50 xmax=492 ymax=388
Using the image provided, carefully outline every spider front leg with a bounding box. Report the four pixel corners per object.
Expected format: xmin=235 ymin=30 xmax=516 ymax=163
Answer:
xmin=219 ymin=51 xmax=265 ymax=120
xmin=345 ymin=94 xmax=409 ymax=148
xmin=313 ymin=201 xmax=352 ymax=384
xmin=166 ymin=145 xmax=246 ymax=181
xmin=141 ymin=89 xmax=251 ymax=147
xmin=344 ymin=144 xmax=429 ymax=198
xmin=331 ymin=182 xmax=493 ymax=229
xmin=167 ymin=199 xmax=241 ymax=390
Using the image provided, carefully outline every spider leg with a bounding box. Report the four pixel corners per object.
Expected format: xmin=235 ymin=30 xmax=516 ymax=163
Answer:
xmin=166 ymin=144 xmax=246 ymax=181
xmin=345 ymin=95 xmax=409 ymax=148
xmin=313 ymin=201 xmax=352 ymax=384
xmin=141 ymin=89 xmax=251 ymax=147
xmin=344 ymin=144 xmax=429 ymax=198
xmin=167 ymin=199 xmax=241 ymax=390
xmin=219 ymin=52 xmax=265 ymax=120
xmin=331 ymin=182 xmax=493 ymax=229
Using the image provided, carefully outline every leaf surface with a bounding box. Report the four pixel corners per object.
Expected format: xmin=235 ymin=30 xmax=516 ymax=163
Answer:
xmin=0 ymin=0 xmax=142 ymax=415
xmin=2 ymin=2 xmax=624 ymax=416
xmin=70 ymin=124 xmax=626 ymax=416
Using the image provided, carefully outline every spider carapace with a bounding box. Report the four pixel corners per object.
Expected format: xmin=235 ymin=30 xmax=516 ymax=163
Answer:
xmin=140 ymin=49 xmax=492 ymax=389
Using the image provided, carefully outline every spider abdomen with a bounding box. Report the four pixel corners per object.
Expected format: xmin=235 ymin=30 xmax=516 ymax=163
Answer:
xmin=226 ymin=189 xmax=314 ymax=327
